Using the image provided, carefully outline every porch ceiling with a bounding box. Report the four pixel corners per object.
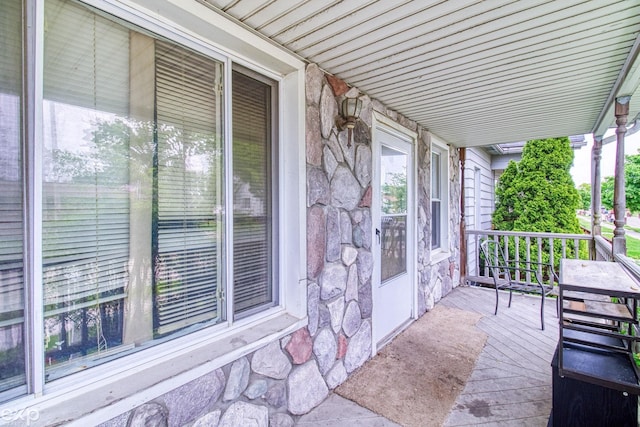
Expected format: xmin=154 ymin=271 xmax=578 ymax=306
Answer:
xmin=203 ymin=0 xmax=640 ymax=148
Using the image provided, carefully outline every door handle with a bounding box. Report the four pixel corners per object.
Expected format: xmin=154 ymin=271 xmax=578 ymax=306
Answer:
xmin=376 ymin=228 xmax=381 ymax=244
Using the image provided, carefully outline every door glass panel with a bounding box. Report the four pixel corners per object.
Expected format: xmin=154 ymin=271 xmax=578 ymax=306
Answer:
xmin=380 ymin=146 xmax=407 ymax=282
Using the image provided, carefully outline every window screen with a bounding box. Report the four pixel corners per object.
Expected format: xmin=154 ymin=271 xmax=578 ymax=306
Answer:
xmin=232 ymin=70 xmax=276 ymax=315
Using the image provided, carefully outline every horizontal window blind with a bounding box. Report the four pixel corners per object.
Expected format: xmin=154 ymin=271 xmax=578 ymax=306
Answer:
xmin=42 ymin=0 xmax=130 ymax=361
xmin=0 ymin=116 xmax=23 ymax=325
xmin=0 ymin=0 xmax=22 ymax=97
xmin=42 ymin=182 xmax=129 ymax=308
xmin=43 ymin=0 xmax=129 ymax=116
xmin=232 ymin=70 xmax=275 ymax=315
xmin=153 ymin=40 xmax=223 ymax=335
xmin=0 ymin=0 xmax=26 ymax=396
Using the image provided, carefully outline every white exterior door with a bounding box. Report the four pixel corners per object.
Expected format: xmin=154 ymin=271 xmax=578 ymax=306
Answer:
xmin=372 ymin=124 xmax=415 ymax=350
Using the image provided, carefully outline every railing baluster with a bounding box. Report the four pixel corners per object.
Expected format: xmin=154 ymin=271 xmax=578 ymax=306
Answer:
xmin=504 ymin=235 xmax=510 ymax=262
xmin=482 ymin=234 xmax=488 ymax=277
xmin=525 ymin=236 xmax=531 ymax=284
xmin=493 ymin=235 xmax=499 ymax=278
xmin=549 ymin=238 xmax=555 ymax=270
xmin=537 ymin=237 xmax=543 ymax=279
xmin=573 ymin=238 xmax=580 ymax=259
xmin=561 ymin=239 xmax=567 ymax=259
xmin=474 ymin=234 xmax=479 ymax=276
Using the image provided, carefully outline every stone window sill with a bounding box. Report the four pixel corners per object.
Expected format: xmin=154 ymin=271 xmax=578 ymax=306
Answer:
xmin=430 ymin=250 xmax=451 ymax=265
xmin=3 ymin=312 xmax=306 ymax=427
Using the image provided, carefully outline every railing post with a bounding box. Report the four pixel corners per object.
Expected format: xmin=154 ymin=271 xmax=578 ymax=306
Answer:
xmin=591 ymin=135 xmax=602 ymax=260
xmin=613 ymin=96 xmax=630 ymax=256
xmin=460 ymin=148 xmax=467 ymax=283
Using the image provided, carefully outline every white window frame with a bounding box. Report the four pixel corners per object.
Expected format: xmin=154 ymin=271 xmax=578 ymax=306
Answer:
xmin=2 ymin=0 xmax=307 ymax=424
xmin=430 ymin=137 xmax=450 ymax=262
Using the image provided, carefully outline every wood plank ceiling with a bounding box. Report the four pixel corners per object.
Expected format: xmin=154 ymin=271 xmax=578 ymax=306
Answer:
xmin=203 ymin=0 xmax=640 ymax=148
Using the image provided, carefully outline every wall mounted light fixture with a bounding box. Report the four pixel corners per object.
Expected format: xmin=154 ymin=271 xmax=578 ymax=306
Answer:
xmin=336 ymin=97 xmax=363 ymax=147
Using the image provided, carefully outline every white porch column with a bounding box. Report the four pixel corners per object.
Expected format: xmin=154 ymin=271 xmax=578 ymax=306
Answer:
xmin=459 ymin=147 xmax=467 ymax=282
xmin=612 ymin=96 xmax=630 ymax=256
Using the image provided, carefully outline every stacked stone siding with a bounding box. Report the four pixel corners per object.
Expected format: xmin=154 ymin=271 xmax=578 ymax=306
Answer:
xmin=100 ymin=63 xmax=460 ymax=427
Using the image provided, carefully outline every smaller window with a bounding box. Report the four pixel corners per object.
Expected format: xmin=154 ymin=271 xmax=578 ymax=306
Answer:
xmin=431 ymin=142 xmax=448 ymax=252
xmin=231 ymin=68 xmax=278 ymax=318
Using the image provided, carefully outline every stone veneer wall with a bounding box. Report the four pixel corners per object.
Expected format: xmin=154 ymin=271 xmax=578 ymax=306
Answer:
xmin=416 ymin=134 xmax=462 ymax=314
xmin=99 ymin=64 xmax=460 ymax=427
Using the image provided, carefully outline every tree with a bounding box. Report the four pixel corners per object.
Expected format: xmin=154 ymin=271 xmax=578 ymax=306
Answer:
xmin=601 ymin=176 xmax=614 ymax=210
xmin=492 ymin=160 xmax=519 ymax=231
xmin=492 ymin=137 xmax=583 ymax=263
xmin=493 ymin=137 xmax=581 ymax=234
xmin=625 ymin=151 xmax=640 ymax=213
xmin=577 ymin=183 xmax=591 ymax=211
xmin=382 ymin=171 xmax=407 ymax=214
xmin=599 ymin=150 xmax=640 ymax=213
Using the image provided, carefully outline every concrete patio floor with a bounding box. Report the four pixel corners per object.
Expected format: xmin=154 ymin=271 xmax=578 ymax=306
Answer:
xmin=298 ymin=285 xmax=558 ymax=426
xmin=297 ymin=393 xmax=400 ymax=427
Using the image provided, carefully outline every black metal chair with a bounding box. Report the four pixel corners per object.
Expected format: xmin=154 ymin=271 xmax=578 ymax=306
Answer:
xmin=480 ymin=238 xmax=558 ymax=330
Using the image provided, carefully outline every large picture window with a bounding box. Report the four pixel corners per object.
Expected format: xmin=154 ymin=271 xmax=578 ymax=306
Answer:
xmin=0 ymin=0 xmax=278 ymax=396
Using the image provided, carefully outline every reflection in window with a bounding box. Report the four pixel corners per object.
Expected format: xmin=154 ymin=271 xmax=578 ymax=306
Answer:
xmin=0 ymin=0 xmax=26 ymax=399
xmin=44 ymin=0 xmax=139 ymax=379
xmin=153 ymin=40 xmax=223 ymax=336
xmin=431 ymin=151 xmax=441 ymax=249
xmin=431 ymin=146 xmax=448 ymax=251
xmin=380 ymin=146 xmax=407 ymax=281
xmin=232 ymin=70 xmax=276 ymax=316
xmin=380 ymin=216 xmax=407 ymax=281
xmin=40 ymin=0 xmax=276 ymax=382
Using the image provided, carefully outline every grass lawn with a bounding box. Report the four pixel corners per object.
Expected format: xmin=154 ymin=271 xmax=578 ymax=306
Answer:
xmin=578 ymin=217 xmax=640 ymax=261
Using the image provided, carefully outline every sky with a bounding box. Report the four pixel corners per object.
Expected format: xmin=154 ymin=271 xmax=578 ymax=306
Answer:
xmin=570 ymin=130 xmax=640 ymax=186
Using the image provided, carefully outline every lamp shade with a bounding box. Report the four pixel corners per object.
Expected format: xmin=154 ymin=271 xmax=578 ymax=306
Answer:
xmin=341 ymin=97 xmax=362 ymax=126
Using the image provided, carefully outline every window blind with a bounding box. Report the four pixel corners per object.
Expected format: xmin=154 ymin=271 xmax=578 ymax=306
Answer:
xmin=232 ymin=71 xmax=275 ymax=315
xmin=43 ymin=0 xmax=130 ymax=116
xmin=42 ymin=0 xmax=129 ymax=324
xmin=0 ymin=0 xmax=26 ymax=395
xmin=0 ymin=0 xmax=24 ymax=326
xmin=0 ymin=0 xmax=21 ymax=97
xmin=153 ymin=40 xmax=223 ymax=335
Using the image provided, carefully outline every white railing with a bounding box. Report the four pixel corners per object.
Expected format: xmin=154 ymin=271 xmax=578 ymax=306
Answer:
xmin=464 ymin=229 xmax=640 ymax=291
xmin=465 ymin=229 xmax=593 ymax=287
xmin=594 ymin=235 xmax=614 ymax=261
xmin=616 ymin=253 xmax=640 ymax=279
